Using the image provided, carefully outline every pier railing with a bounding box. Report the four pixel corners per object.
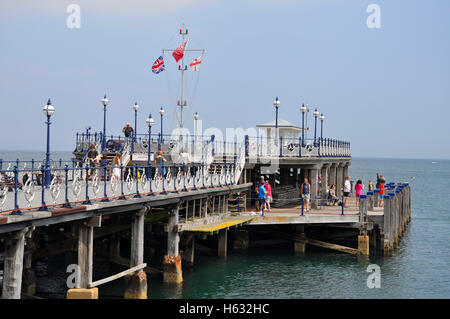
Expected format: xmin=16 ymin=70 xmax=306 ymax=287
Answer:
xmin=245 ymin=136 xmax=350 ymax=158
xmin=75 ymin=132 xmax=350 ymax=162
xmin=0 ymin=157 xmax=245 ymax=215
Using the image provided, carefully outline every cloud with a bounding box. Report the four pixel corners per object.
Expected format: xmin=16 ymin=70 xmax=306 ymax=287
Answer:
xmin=0 ymin=0 xmax=216 ymax=17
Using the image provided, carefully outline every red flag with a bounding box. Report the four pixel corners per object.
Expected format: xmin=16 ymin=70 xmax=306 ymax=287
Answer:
xmin=172 ymin=42 xmax=186 ymax=62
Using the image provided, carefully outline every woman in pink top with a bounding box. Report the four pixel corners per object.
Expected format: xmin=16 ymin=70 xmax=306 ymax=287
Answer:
xmin=355 ymin=179 xmax=364 ymax=207
xmin=264 ymin=180 xmax=273 ymax=212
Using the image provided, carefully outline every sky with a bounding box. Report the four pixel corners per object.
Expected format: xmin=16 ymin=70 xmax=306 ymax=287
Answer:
xmin=0 ymin=0 xmax=449 ymax=159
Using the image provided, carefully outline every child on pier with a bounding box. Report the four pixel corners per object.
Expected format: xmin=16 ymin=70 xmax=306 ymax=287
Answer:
xmin=355 ymin=179 xmax=364 ymax=207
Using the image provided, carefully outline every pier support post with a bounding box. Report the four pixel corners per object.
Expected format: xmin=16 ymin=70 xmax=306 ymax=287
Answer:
xmin=374 ymin=190 xmax=379 ymax=207
xmin=22 ymin=236 xmax=36 ymax=296
xmin=336 ymin=164 xmax=343 ymax=197
xmin=218 ymin=229 xmax=228 ymax=257
xmin=329 ymin=163 xmax=337 ymax=191
xmin=321 ymin=164 xmax=330 ymax=198
xmin=358 ymin=235 xmax=370 ymax=256
xmin=125 ymin=207 xmax=147 ymax=299
xmin=382 ymin=195 xmax=392 ymax=255
xmin=163 ymin=205 xmax=183 ymax=284
xmin=2 ymin=228 xmax=27 ymax=299
xmin=367 ymin=192 xmax=374 ymax=211
xmin=358 ymin=196 xmax=369 ymax=256
xmin=233 ymin=229 xmax=249 ymax=250
xmin=310 ymin=166 xmax=320 ymax=209
xmin=67 ymin=222 xmax=98 ymax=299
xmin=182 ymin=234 xmax=195 ymax=268
xmin=294 ymin=225 xmax=306 ymax=254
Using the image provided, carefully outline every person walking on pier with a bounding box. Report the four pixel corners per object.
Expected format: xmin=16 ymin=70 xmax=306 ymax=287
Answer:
xmin=264 ymin=180 xmax=272 ymax=212
xmin=355 ymin=179 xmax=364 ymax=208
xmin=343 ymin=176 xmax=351 ymax=207
xmin=301 ymin=177 xmax=311 ymax=212
xmin=122 ymin=123 xmax=134 ymax=143
xmin=112 ymin=153 xmax=122 ymax=181
xmin=258 ymin=182 xmax=267 ymax=213
xmin=255 ymin=176 xmax=265 ymax=211
xmin=379 ymin=180 xmax=385 ymax=207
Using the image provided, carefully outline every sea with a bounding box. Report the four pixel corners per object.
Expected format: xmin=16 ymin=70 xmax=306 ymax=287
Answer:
xmin=1 ymin=150 xmax=449 ymax=299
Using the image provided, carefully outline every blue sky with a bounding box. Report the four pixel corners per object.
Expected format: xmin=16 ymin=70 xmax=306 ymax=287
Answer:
xmin=1 ymin=0 xmax=449 ymax=159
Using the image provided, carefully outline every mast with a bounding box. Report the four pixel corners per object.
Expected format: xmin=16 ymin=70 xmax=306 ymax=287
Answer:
xmin=163 ymin=25 xmax=204 ymax=131
xmin=178 ymin=24 xmax=187 ymax=129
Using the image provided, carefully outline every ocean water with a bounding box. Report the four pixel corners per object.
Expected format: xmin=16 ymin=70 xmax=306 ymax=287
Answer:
xmin=144 ymin=157 xmax=450 ymax=299
xmin=2 ymin=152 xmax=449 ymax=298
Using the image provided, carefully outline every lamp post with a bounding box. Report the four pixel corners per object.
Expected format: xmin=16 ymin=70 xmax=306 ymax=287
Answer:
xmin=146 ymin=114 xmax=155 ymax=175
xmin=159 ymin=106 xmax=165 ymax=150
xmin=320 ymin=113 xmax=325 ymax=142
xmin=101 ymin=94 xmax=109 ymax=152
xmin=43 ymin=99 xmax=55 ymax=187
xmin=300 ymin=103 xmax=307 ymax=147
xmin=194 ymin=112 xmax=199 ymax=144
xmin=313 ymin=108 xmax=319 ymax=146
xmin=132 ymin=102 xmax=139 ymax=154
xmin=273 ymin=97 xmax=280 ymax=145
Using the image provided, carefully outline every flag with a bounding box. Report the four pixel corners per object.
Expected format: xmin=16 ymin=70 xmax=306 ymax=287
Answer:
xmin=190 ymin=57 xmax=202 ymax=71
xmin=151 ymin=56 xmax=165 ymax=74
xmin=172 ymin=42 xmax=186 ymax=62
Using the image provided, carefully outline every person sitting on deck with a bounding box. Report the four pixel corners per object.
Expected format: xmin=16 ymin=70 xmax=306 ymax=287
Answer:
xmin=300 ymin=177 xmax=311 ymax=212
xmin=328 ymin=184 xmax=339 ymax=206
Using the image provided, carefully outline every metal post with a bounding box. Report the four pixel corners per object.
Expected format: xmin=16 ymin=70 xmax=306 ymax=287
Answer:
xmin=44 ymin=115 xmax=51 ymax=188
xmin=38 ymin=167 xmax=47 ymax=211
xmin=83 ymin=164 xmax=91 ymax=205
xmin=63 ymin=164 xmax=71 ymax=208
xmin=102 ymin=104 xmax=107 ymax=152
xmin=11 ymin=166 xmax=22 ymax=215
xmin=102 ymin=164 xmax=109 ymax=202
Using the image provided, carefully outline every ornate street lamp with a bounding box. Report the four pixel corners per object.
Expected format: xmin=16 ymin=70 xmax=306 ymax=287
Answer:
xmin=132 ymin=102 xmax=139 ymax=154
xmin=313 ymin=108 xmax=319 ymax=146
xmin=300 ymin=103 xmax=307 ymax=147
xmin=320 ymin=113 xmax=325 ymax=142
xmin=193 ymin=112 xmax=199 ymax=144
xmin=101 ymin=94 xmax=109 ymax=152
xmin=273 ymin=96 xmax=280 ymax=145
xmin=159 ymin=106 xmax=165 ymax=150
xmin=146 ymin=113 xmax=155 ymax=180
xmin=43 ymin=98 xmax=55 ymax=187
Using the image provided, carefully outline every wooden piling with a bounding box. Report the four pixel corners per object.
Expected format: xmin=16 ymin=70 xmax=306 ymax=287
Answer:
xmin=163 ymin=206 xmax=183 ymax=284
xmin=182 ymin=234 xmax=195 ymax=268
xmin=233 ymin=229 xmax=249 ymax=250
xmin=218 ymin=229 xmax=228 ymax=257
xmin=2 ymin=228 xmax=27 ymax=299
xmin=125 ymin=207 xmax=147 ymax=299
xmin=294 ymin=225 xmax=306 ymax=254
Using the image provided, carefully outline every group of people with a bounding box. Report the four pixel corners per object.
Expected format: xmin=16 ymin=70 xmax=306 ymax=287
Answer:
xmin=254 ymin=172 xmax=388 ymax=212
xmin=255 ymin=176 xmax=273 ymax=213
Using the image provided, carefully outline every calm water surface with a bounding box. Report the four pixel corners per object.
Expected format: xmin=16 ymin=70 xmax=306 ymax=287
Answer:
xmin=1 ymin=151 xmax=449 ymax=298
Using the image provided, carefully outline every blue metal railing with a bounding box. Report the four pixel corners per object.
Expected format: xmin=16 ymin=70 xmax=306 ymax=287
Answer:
xmin=0 ymin=160 xmax=240 ymax=215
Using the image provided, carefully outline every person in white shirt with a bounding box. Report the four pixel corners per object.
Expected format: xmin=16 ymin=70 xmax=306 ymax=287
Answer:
xmin=343 ymin=176 xmax=351 ymax=207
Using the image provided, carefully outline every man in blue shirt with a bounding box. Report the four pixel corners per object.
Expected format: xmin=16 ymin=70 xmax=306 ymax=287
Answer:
xmin=258 ymin=183 xmax=267 ymax=213
xmin=300 ymin=177 xmax=311 ymax=212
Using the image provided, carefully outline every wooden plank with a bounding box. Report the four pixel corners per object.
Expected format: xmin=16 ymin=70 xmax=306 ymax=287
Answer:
xmin=88 ymin=263 xmax=147 ymax=288
xmin=183 ymin=216 xmax=254 ymax=233
xmin=299 ymin=237 xmax=359 ymax=255
xmin=51 ymin=206 xmax=87 ymax=217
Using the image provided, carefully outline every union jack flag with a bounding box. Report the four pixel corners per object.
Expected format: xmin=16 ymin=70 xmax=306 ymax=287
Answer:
xmin=151 ymin=56 xmax=165 ymax=74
